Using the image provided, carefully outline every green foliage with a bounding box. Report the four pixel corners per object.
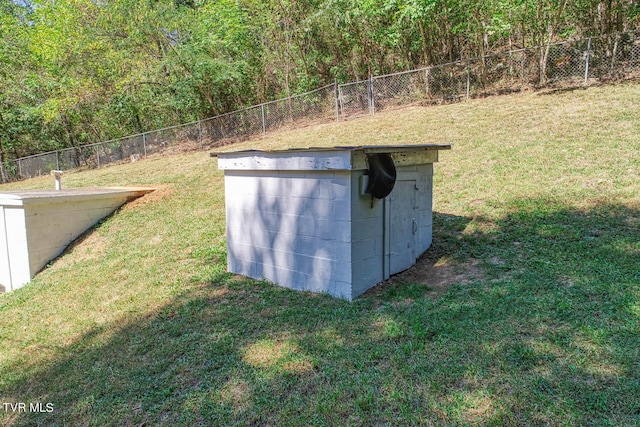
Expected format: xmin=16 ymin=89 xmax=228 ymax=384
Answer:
xmin=1 ymin=0 xmax=639 ymax=158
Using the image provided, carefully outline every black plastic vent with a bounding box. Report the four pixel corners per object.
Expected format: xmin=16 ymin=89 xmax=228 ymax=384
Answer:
xmin=366 ymin=153 xmax=397 ymax=199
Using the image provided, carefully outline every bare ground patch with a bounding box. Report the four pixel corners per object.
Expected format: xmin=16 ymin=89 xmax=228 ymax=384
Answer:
xmin=406 ymin=255 xmax=484 ymax=296
xmin=366 ymin=252 xmax=485 ymax=301
xmin=121 ymin=184 xmax=173 ymax=209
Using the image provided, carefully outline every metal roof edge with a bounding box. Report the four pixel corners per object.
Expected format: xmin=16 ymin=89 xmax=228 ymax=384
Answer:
xmin=210 ymin=143 xmax=452 ymax=157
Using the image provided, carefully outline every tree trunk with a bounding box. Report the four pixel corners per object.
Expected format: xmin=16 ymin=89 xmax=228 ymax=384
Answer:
xmin=418 ymin=21 xmax=430 ymax=66
xmin=0 ymin=143 xmax=7 ymax=183
xmin=0 ymin=111 xmax=11 ymax=182
xmin=540 ymin=0 xmax=569 ymax=85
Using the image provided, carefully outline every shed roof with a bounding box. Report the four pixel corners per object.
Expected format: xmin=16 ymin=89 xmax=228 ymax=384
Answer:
xmin=213 ymin=144 xmax=451 ymax=171
xmin=210 ymin=143 xmax=451 ymax=157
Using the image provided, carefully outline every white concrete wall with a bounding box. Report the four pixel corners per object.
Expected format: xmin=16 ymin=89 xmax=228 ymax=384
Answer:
xmin=225 ymin=169 xmax=354 ymax=299
xmin=0 ymin=206 xmax=9 ymax=292
xmin=24 ymin=198 xmax=129 ymax=280
xmin=0 ymin=188 xmax=151 ymax=292
xmin=349 ymin=171 xmax=385 ymax=298
xmin=0 ymin=206 xmax=29 ymax=292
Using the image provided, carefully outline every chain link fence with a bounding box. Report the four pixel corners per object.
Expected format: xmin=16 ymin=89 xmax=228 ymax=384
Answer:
xmin=339 ymin=79 xmax=374 ymax=119
xmin=3 ymin=84 xmax=338 ymax=182
xmin=3 ymin=31 xmax=639 ymax=183
xmin=342 ymin=30 xmax=639 ymax=119
xmin=200 ymin=84 xmax=337 ymax=146
xmin=590 ymin=32 xmax=640 ymax=81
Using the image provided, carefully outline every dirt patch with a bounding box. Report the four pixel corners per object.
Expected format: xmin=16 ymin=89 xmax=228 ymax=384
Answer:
xmin=122 ymin=184 xmax=174 ymax=210
xmin=406 ymin=255 xmax=483 ymax=298
xmin=411 ymin=256 xmax=482 ymax=290
xmin=367 ymin=253 xmax=484 ymax=301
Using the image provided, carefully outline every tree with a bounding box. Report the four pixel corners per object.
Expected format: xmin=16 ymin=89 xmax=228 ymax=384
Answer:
xmin=1 ymin=0 xmax=638 ymax=164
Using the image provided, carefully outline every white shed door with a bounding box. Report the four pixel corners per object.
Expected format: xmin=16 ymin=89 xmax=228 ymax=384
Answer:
xmin=389 ymin=180 xmax=418 ymax=275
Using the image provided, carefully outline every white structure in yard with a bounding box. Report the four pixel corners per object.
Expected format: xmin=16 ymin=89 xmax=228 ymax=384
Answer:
xmin=0 ymin=187 xmax=152 ymax=292
xmin=214 ymin=144 xmax=450 ymax=300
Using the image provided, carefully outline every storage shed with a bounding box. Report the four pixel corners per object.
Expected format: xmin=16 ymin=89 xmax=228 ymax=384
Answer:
xmin=213 ymin=144 xmax=451 ymax=300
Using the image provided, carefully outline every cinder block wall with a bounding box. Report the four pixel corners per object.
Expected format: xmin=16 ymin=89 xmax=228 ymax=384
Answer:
xmin=224 ymin=163 xmax=435 ymax=300
xmin=225 ymin=169 xmax=355 ymax=299
xmin=350 ymin=170 xmax=385 ymax=297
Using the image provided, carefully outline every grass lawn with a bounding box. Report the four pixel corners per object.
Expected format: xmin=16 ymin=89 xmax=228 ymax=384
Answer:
xmin=0 ymin=82 xmax=639 ymax=426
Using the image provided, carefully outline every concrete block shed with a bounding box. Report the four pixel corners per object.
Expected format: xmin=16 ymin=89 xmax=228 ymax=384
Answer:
xmin=213 ymin=144 xmax=451 ymax=300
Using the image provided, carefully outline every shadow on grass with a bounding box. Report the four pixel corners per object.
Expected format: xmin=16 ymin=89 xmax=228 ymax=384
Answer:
xmin=2 ymin=199 xmax=639 ymax=426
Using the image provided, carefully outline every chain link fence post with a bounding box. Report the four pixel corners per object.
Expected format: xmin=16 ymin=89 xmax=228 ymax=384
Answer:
xmin=143 ymin=133 xmax=147 ymax=157
xmin=198 ymin=120 xmax=203 ymax=150
xmin=584 ymin=37 xmax=592 ymax=85
xmin=466 ymin=61 xmax=471 ymax=99
xmin=369 ymin=76 xmax=375 ymax=115
xmin=334 ymin=79 xmax=339 ymax=122
xmin=425 ymin=67 xmax=431 ymax=98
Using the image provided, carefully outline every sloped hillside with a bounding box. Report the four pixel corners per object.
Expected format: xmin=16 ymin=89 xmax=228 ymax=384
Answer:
xmin=0 ymin=82 xmax=639 ymax=426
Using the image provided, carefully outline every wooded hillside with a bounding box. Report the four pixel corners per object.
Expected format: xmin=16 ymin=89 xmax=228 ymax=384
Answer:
xmin=1 ymin=0 xmax=639 ymax=162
